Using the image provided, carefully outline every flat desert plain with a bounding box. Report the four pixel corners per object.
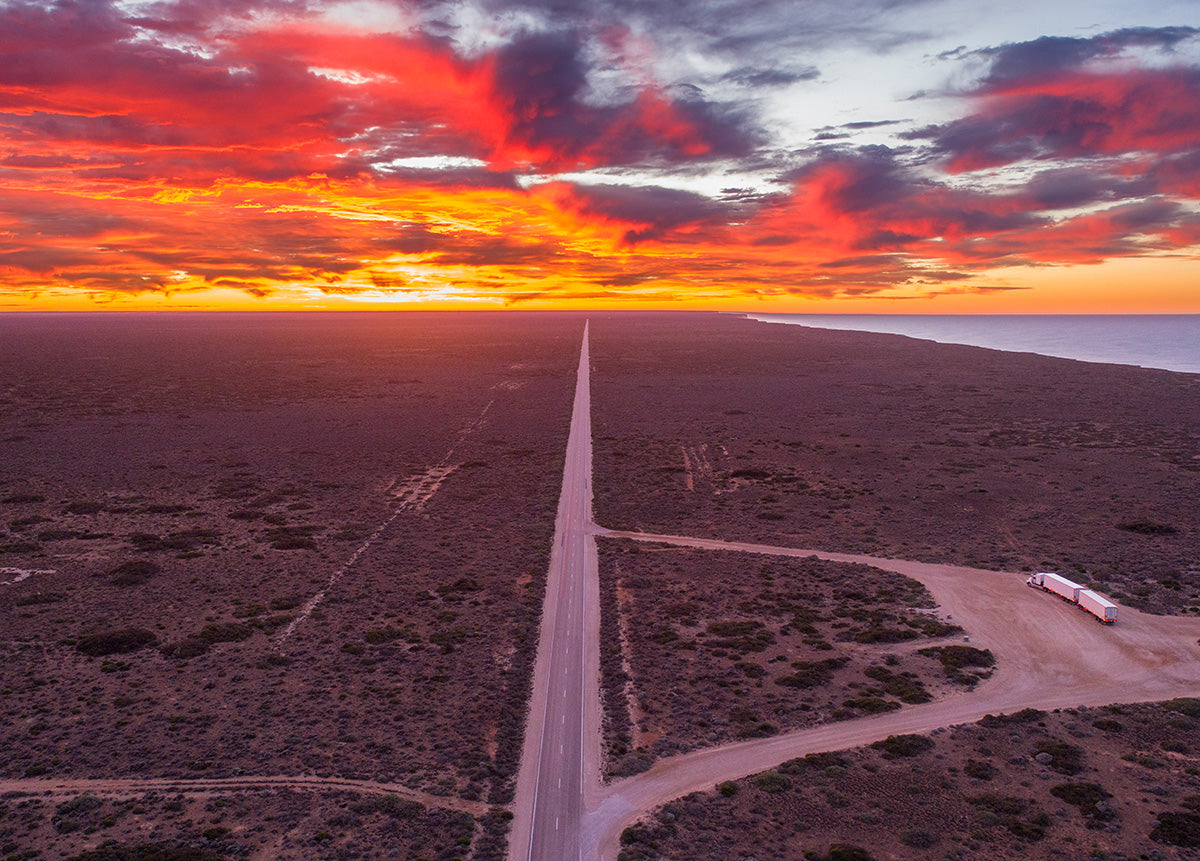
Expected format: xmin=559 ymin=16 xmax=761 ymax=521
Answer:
xmin=585 ymin=312 xmax=1200 ymax=860
xmin=0 ymin=312 xmax=580 ymax=860
xmin=2 ymin=310 xmax=1199 ymax=861
xmin=590 ymin=313 xmax=1200 ymax=615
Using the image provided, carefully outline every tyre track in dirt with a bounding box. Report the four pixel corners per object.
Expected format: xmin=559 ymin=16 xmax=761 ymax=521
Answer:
xmin=274 ymin=399 xmax=494 ymax=646
xmin=0 ymin=774 xmax=488 ymax=815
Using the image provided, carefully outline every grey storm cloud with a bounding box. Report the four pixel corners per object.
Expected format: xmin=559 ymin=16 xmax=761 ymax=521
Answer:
xmin=965 ymin=26 xmax=1200 ymax=87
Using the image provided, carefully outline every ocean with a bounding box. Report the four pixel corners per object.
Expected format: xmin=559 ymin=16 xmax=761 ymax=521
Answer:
xmin=746 ymin=314 xmax=1200 ymax=375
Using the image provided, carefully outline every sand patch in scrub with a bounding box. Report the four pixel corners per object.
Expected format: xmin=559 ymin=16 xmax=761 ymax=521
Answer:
xmin=1 ymin=567 xmax=55 ymax=586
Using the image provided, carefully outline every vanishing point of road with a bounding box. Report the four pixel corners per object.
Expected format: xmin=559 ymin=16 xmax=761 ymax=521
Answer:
xmin=509 ymin=319 xmax=1200 ymax=861
xmin=509 ymin=322 xmax=602 ymax=860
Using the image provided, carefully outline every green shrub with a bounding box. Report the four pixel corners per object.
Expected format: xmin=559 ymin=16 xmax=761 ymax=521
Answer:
xmin=1117 ymin=520 xmax=1177 ymax=535
xmin=66 ymin=842 xmax=225 ymax=861
xmin=706 ymin=619 xmax=775 ymax=652
xmin=1152 ymin=812 xmax=1200 ymax=847
xmin=16 ymin=591 xmax=64 ymax=606
xmin=964 ymin=759 xmax=998 ymax=780
xmin=752 ymin=771 xmax=791 ymax=793
xmin=109 ymin=561 xmax=160 ymax=587
xmin=775 ymin=657 xmax=848 ymax=689
xmin=870 ymin=734 xmax=934 ymax=759
xmin=197 ymin=622 xmax=253 ymax=644
xmin=57 ymin=795 xmax=103 ymax=816
xmin=129 ymin=529 xmax=218 ymax=553
xmin=76 ymin=628 xmax=157 ymax=656
xmin=160 ymin=639 xmax=210 ymax=660
xmin=3 ymin=493 xmax=45 ymax=504
xmin=1034 ymin=741 xmax=1085 ymax=776
xmin=827 ymin=846 xmax=874 ymax=861
xmin=1050 ymin=782 xmax=1111 ymax=815
xmin=364 ymin=625 xmax=419 ymax=645
xmin=1165 ymin=698 xmax=1200 ymax=717
xmin=350 ymin=794 xmax=422 ymax=819
xmin=862 ymin=666 xmax=931 ymax=704
xmin=437 ymin=577 xmax=482 ymax=595
xmin=843 ymin=696 xmax=900 ymax=714
xmin=899 ymin=830 xmax=937 ymax=848
xmin=717 ymin=781 xmax=739 ymax=797
xmin=980 ymin=708 xmax=1043 ymax=726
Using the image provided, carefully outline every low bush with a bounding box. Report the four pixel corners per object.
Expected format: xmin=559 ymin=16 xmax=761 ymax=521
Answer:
xmin=900 ymin=830 xmax=937 ymax=848
xmin=826 ymin=846 xmax=874 ymax=861
xmin=775 ymin=657 xmax=848 ymax=689
xmin=862 ymin=666 xmax=931 ymax=704
xmin=264 ymin=525 xmax=318 ymax=550
xmin=2 ymin=493 xmax=45 ymax=504
xmin=779 ymin=752 xmax=847 ymax=774
xmin=964 ymin=758 xmax=998 ymax=780
xmin=870 ymin=734 xmax=934 ymax=759
xmin=1034 ymin=740 xmax=1085 ymax=776
xmin=129 ymin=529 xmax=218 ymax=553
xmin=66 ymin=843 xmax=226 ymax=861
xmin=980 ymin=708 xmax=1044 ymax=726
xmin=968 ymin=793 xmax=1049 ymax=840
xmin=16 ymin=591 xmax=64 ymax=606
xmin=1117 ymin=520 xmax=1177 ymax=535
xmin=752 ymin=771 xmax=791 ymax=793
xmin=843 ymin=696 xmax=900 ymax=714
xmin=1050 ymin=782 xmax=1111 ymax=817
xmin=109 ymin=560 xmax=160 ymax=587
xmin=1151 ymin=811 xmax=1200 ymax=847
xmin=76 ymin=628 xmax=158 ymax=656
xmin=350 ymin=794 xmax=423 ymax=819
xmin=1165 ymin=697 xmax=1200 ymax=717
xmin=197 ymin=622 xmax=254 ymax=644
xmin=160 ymin=639 xmax=210 ymax=660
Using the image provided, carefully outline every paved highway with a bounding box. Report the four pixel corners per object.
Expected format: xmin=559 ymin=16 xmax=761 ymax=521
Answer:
xmin=509 ymin=323 xmax=601 ymax=861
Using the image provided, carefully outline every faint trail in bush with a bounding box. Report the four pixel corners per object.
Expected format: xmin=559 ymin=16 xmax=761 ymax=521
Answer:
xmin=0 ymin=775 xmax=488 ymax=815
xmin=274 ymin=400 xmax=494 ymax=647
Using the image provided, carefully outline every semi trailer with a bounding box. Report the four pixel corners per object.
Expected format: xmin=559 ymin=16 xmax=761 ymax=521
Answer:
xmin=1078 ymin=589 xmax=1119 ymax=624
xmin=1028 ymin=571 xmax=1083 ymax=602
xmin=1027 ymin=572 xmax=1119 ymax=624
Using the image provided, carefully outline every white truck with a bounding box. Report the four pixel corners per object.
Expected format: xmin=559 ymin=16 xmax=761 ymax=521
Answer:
xmin=1078 ymin=589 xmax=1119 ymax=624
xmin=1027 ymin=571 xmax=1083 ymax=602
xmin=1027 ymin=572 xmax=1119 ymax=624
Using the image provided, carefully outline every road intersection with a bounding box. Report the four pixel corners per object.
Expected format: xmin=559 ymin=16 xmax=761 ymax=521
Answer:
xmin=510 ymin=322 xmax=1200 ymax=861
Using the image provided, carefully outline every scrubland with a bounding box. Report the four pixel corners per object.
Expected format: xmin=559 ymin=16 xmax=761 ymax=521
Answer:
xmin=0 ymin=312 xmax=579 ymax=859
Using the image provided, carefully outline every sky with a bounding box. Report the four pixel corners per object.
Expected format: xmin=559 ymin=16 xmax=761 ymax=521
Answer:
xmin=1 ymin=0 xmax=1198 ymax=312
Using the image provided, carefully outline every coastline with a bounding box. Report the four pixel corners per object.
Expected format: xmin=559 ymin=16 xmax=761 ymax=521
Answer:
xmin=744 ymin=313 xmax=1200 ymax=375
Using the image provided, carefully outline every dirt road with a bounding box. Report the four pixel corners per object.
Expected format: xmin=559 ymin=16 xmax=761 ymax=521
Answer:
xmin=584 ymin=529 xmax=1200 ymax=858
xmin=0 ymin=774 xmax=488 ymax=815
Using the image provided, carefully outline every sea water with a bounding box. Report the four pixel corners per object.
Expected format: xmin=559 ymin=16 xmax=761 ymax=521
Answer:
xmin=747 ymin=315 xmax=1200 ymax=375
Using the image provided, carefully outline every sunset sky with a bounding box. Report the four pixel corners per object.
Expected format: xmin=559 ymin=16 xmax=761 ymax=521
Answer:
xmin=2 ymin=0 xmax=1198 ymax=312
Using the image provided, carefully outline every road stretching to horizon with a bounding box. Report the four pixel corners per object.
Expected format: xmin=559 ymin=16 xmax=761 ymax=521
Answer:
xmin=509 ymin=321 xmax=602 ymax=860
xmin=508 ymin=320 xmax=1200 ymax=861
xmin=3 ymin=321 xmax=1198 ymax=859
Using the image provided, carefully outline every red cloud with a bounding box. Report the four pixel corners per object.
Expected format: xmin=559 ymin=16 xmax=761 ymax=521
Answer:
xmin=923 ymin=67 xmax=1200 ymax=175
